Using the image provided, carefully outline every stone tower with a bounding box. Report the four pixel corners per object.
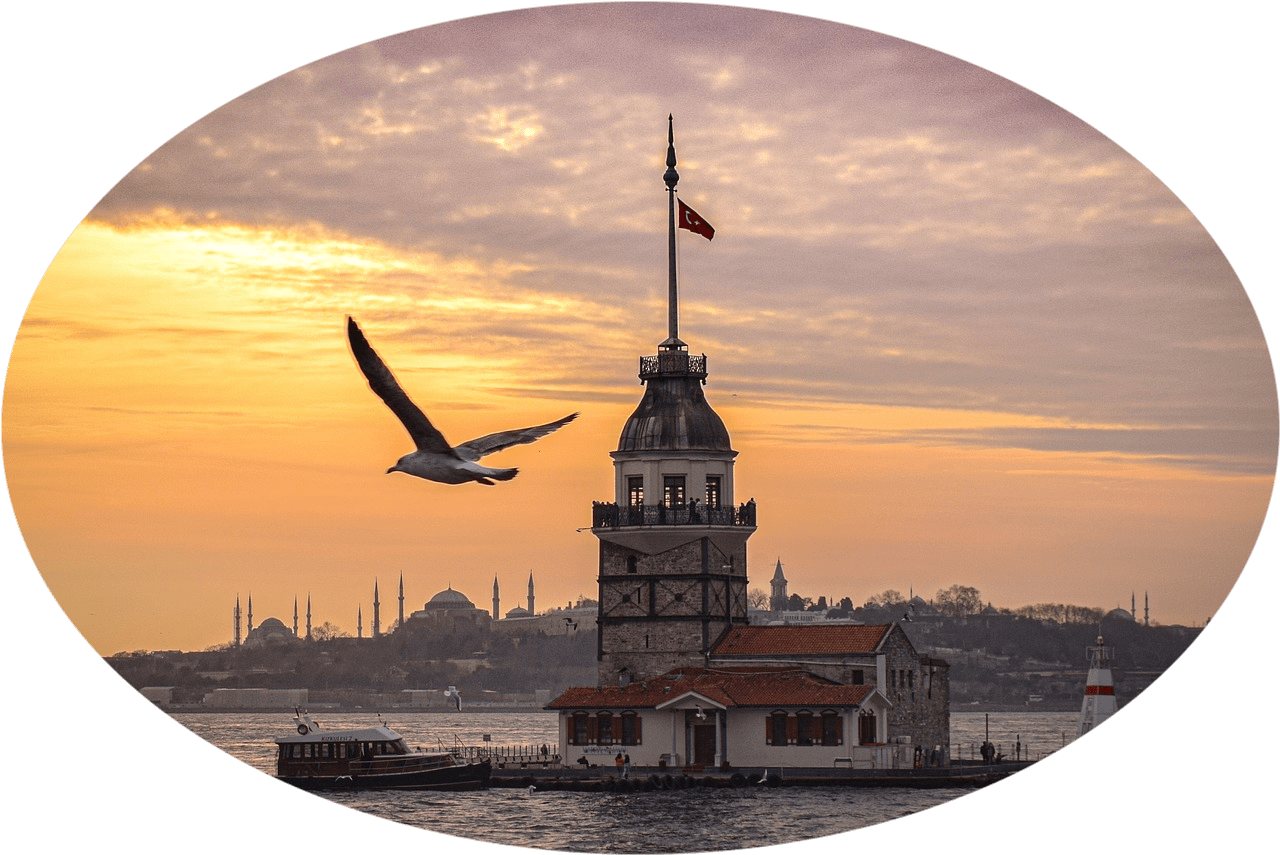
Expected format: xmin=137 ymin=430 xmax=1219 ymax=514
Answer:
xmin=769 ymin=558 xmax=788 ymax=611
xmin=591 ymin=118 xmax=756 ymax=685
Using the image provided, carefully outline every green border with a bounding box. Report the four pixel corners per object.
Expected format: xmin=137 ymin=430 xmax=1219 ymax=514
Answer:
xmin=2 ymin=0 xmax=1269 ymax=849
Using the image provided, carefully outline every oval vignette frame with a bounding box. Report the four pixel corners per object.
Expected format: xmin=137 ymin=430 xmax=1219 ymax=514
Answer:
xmin=2 ymin=4 xmax=1269 ymax=855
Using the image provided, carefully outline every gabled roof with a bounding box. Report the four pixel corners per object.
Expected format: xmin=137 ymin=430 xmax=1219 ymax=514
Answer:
xmin=546 ymin=667 xmax=877 ymax=710
xmin=711 ymin=624 xmax=896 ymax=657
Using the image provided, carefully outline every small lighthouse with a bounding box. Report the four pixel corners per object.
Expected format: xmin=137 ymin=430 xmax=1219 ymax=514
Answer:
xmin=1076 ymin=635 xmax=1118 ymax=737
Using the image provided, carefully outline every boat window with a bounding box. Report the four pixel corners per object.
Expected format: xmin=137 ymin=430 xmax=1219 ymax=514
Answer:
xmin=391 ymin=739 xmax=409 ymax=755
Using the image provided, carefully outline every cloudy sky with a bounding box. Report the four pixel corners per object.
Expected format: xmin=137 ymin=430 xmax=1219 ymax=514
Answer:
xmin=3 ymin=2 xmax=1274 ymax=659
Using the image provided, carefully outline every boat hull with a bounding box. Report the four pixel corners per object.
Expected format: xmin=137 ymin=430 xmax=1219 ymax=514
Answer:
xmin=279 ymin=759 xmax=492 ymax=791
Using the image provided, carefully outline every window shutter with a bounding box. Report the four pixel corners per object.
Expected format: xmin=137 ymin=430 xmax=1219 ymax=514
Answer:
xmin=765 ymin=716 xmax=773 ymax=745
xmin=634 ymin=716 xmax=642 ymax=744
xmin=588 ymin=714 xmax=600 ymax=744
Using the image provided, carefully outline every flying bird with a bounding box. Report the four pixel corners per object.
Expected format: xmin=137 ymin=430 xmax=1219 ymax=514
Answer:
xmin=346 ymin=317 xmax=577 ymax=485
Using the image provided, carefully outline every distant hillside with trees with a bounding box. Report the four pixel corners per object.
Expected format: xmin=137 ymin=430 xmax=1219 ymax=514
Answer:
xmin=105 ymin=584 xmax=1200 ymax=711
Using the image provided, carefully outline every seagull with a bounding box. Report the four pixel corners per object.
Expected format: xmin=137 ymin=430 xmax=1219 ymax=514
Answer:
xmin=347 ymin=317 xmax=578 ymax=485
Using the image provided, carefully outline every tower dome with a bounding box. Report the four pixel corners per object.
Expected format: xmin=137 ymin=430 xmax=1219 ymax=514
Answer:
xmin=616 ymin=352 xmax=732 ymax=452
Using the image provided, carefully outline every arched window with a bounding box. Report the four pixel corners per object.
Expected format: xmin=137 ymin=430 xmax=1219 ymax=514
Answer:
xmin=795 ymin=710 xmax=814 ymax=746
xmin=820 ymin=710 xmax=843 ymax=746
xmin=597 ymin=711 xmax=614 ymax=745
xmin=857 ymin=709 xmax=878 ymax=745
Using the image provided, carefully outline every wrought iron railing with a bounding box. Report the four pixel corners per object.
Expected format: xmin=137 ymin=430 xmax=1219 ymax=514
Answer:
xmin=592 ymin=500 xmax=756 ymax=529
xmin=640 ymin=351 xmax=707 ymax=380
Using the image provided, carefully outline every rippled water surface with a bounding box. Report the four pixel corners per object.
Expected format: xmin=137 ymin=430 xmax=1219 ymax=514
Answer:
xmin=174 ymin=710 xmax=1079 ymax=852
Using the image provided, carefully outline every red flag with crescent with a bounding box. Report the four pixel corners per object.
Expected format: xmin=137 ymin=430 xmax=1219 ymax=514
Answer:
xmin=678 ymin=199 xmax=715 ymax=240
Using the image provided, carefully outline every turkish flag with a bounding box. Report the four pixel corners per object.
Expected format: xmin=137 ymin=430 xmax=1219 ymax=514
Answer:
xmin=678 ymin=199 xmax=715 ymax=240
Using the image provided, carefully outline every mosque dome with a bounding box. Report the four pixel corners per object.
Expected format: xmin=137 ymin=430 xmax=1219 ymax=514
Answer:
xmin=257 ymin=617 xmax=289 ymax=631
xmin=504 ymin=606 xmax=531 ymax=619
xmin=426 ymin=587 xmax=476 ymax=609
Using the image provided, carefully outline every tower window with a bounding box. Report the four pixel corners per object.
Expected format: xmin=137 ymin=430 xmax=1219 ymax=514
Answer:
xmin=627 ymin=556 xmax=638 ymax=574
xmin=705 ymin=476 xmax=722 ymax=509
xmin=628 ymin=476 xmax=644 ymax=507
xmin=663 ymin=476 xmax=686 ymax=509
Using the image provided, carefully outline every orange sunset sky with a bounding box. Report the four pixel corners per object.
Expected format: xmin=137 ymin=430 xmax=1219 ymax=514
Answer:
xmin=4 ymin=3 xmax=1275 ymax=658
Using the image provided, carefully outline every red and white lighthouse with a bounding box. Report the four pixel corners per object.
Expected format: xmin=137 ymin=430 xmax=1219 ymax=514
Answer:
xmin=1076 ymin=635 xmax=1118 ymax=737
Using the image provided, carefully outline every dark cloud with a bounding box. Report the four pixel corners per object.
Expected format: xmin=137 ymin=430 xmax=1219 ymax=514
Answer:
xmin=79 ymin=3 xmax=1276 ymax=477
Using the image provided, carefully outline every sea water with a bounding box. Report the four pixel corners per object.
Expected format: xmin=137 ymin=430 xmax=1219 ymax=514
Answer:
xmin=173 ymin=709 xmax=1078 ymax=852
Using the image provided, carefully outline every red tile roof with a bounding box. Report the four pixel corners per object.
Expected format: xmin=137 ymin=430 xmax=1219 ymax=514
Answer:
xmin=711 ymin=624 xmax=894 ymax=656
xmin=547 ymin=667 xmax=875 ymax=710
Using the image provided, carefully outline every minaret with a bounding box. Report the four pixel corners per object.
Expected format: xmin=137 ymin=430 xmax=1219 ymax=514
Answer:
xmin=527 ymin=571 xmax=536 ymax=615
xmin=293 ymin=596 xmax=299 ymax=637
xmin=247 ymin=594 xmax=254 ymax=633
xmin=493 ymin=576 xmax=501 ymax=620
xmin=770 ymin=559 xmax=788 ymax=611
xmin=1144 ymin=591 xmax=1149 ymax=626
xmin=398 ymin=573 xmax=405 ymax=630
xmin=357 ymin=606 xmax=363 ymax=639
xmin=372 ymin=579 xmax=381 ymax=638
xmin=1077 ymin=634 xmax=1119 ymax=737
xmin=591 ymin=117 xmax=755 ymax=684
xmin=234 ymin=596 xmax=242 ymax=647
xmin=1131 ymin=591 xmax=1136 ymax=620
xmin=306 ymin=594 xmax=313 ymax=641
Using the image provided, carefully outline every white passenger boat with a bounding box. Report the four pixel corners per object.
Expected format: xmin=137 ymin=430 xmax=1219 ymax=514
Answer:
xmin=275 ymin=710 xmax=490 ymax=790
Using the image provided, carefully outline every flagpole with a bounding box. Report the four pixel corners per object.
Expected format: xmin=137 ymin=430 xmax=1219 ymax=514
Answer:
xmin=663 ymin=114 xmax=682 ymax=349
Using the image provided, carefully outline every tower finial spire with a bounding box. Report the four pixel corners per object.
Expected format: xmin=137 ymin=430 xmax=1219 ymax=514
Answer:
xmin=663 ymin=114 xmax=684 ymax=350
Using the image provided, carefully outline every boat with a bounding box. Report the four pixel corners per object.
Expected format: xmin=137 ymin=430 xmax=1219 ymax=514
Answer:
xmin=275 ymin=710 xmax=491 ymax=790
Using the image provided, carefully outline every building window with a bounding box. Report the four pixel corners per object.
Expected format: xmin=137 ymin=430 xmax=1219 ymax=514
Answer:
xmin=628 ymin=476 xmax=644 ymax=507
xmin=569 ymin=711 xmax=640 ymax=746
xmin=571 ymin=712 xmax=590 ymax=746
xmin=705 ymin=476 xmax=722 ymax=509
xmin=821 ymin=710 xmax=843 ymax=746
xmin=663 ymin=476 xmax=686 ymax=509
xmin=858 ymin=711 xmax=878 ymax=745
xmin=795 ymin=711 xmax=814 ymax=746
xmin=621 ymin=712 xmax=642 ymax=746
xmin=849 ymin=670 xmax=864 ymax=685
xmin=768 ymin=711 xmax=788 ymax=746
xmin=627 ymin=556 xmax=638 ymax=574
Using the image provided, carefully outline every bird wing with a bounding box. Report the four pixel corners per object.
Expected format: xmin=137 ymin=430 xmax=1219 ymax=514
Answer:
xmin=346 ymin=317 xmax=458 ymax=456
xmin=454 ymin=412 xmax=579 ymax=461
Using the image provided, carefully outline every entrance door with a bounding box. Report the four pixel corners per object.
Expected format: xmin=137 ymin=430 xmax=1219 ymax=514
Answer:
xmin=693 ymin=724 xmax=716 ymax=767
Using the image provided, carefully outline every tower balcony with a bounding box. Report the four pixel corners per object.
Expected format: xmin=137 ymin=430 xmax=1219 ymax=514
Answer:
xmin=639 ymin=350 xmax=707 ymax=382
xmin=592 ymin=499 xmax=756 ymax=530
